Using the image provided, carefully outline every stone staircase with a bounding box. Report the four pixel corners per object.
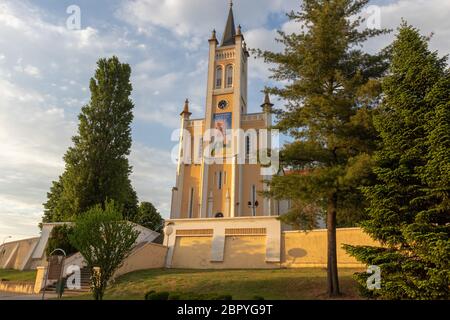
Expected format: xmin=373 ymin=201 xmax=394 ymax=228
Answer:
xmin=43 ymin=266 xmax=92 ymax=296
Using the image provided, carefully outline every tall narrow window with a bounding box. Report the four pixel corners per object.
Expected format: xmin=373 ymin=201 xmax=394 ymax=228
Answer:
xmin=188 ymin=187 xmax=194 ymax=218
xmin=226 ymin=65 xmax=233 ymax=88
xmin=245 ymin=135 xmax=251 ymax=158
xmin=218 ymin=172 xmax=223 ymax=190
xmin=224 ymin=171 xmax=227 ymax=185
xmin=215 ymin=66 xmax=223 ymax=89
xmin=251 ymin=185 xmax=256 ymax=216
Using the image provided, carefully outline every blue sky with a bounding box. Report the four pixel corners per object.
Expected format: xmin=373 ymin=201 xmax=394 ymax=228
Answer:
xmin=0 ymin=0 xmax=449 ymax=241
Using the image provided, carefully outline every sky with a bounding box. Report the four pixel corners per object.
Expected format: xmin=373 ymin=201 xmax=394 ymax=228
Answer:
xmin=0 ymin=0 xmax=449 ymax=242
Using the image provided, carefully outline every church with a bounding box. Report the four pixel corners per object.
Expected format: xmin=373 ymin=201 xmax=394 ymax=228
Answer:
xmin=162 ymin=3 xmax=376 ymax=269
xmin=170 ymin=2 xmax=288 ymax=222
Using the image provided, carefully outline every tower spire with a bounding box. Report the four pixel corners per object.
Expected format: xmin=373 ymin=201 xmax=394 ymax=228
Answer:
xmin=180 ymin=98 xmax=192 ymax=118
xmin=221 ymin=1 xmax=236 ymax=46
xmin=261 ymin=92 xmax=274 ymax=113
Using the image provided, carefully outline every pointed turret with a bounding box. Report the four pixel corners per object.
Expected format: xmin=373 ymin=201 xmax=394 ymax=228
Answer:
xmin=221 ymin=1 xmax=236 ymax=46
xmin=209 ymin=29 xmax=218 ymax=45
xmin=261 ymin=92 xmax=274 ymax=113
xmin=180 ymin=99 xmax=192 ymax=118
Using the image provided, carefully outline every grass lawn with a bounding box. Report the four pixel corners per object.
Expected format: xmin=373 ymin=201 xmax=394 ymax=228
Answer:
xmin=70 ymin=268 xmax=364 ymax=300
xmin=0 ymin=269 xmax=37 ymax=282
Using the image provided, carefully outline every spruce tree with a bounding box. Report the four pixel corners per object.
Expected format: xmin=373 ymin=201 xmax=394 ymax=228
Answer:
xmin=345 ymin=24 xmax=449 ymax=299
xmin=43 ymin=56 xmax=138 ymax=222
xmin=256 ymin=0 xmax=389 ymax=296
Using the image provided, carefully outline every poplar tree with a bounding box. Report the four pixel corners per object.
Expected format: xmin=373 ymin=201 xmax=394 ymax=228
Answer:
xmin=345 ymin=24 xmax=449 ymax=299
xmin=256 ymin=0 xmax=389 ymax=296
xmin=43 ymin=56 xmax=138 ymax=222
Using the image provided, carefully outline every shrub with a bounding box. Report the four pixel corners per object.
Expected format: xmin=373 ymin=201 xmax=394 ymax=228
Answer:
xmin=69 ymin=201 xmax=139 ymax=300
xmin=45 ymin=225 xmax=77 ymax=257
xmin=168 ymin=294 xmax=180 ymax=300
xmin=145 ymin=291 xmax=170 ymax=300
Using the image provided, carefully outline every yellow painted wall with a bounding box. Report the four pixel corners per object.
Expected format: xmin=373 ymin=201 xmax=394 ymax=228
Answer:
xmin=282 ymin=228 xmax=381 ymax=268
xmin=223 ymin=236 xmax=273 ymax=269
xmin=171 ymin=235 xmax=276 ymax=269
xmin=170 ymin=228 xmax=379 ymax=269
xmin=207 ymin=164 xmax=233 ymax=217
xmin=114 ymin=243 xmax=168 ymax=278
xmin=180 ymin=164 xmax=202 ymax=219
xmin=241 ymin=164 xmax=265 ymax=217
xmin=0 ymin=281 xmax=35 ymax=294
xmin=172 ymin=236 xmax=213 ymax=269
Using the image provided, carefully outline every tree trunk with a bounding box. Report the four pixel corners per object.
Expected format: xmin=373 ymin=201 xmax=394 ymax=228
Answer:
xmin=327 ymin=192 xmax=340 ymax=297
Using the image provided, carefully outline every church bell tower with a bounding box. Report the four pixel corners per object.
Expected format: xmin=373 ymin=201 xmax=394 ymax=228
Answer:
xmin=170 ymin=1 xmax=276 ymax=220
xmin=200 ymin=1 xmax=250 ymax=218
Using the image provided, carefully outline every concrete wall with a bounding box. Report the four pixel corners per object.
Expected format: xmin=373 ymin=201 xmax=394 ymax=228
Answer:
xmin=114 ymin=243 xmax=168 ymax=278
xmin=166 ymin=220 xmax=380 ymax=269
xmin=223 ymin=235 xmax=273 ymax=269
xmin=281 ymin=228 xmax=380 ymax=268
xmin=0 ymin=281 xmax=35 ymax=294
xmin=0 ymin=222 xmax=161 ymax=272
xmin=171 ymin=235 xmax=275 ymax=269
xmin=0 ymin=238 xmax=40 ymax=270
xmin=165 ymin=217 xmax=281 ymax=269
xmin=171 ymin=236 xmax=212 ymax=269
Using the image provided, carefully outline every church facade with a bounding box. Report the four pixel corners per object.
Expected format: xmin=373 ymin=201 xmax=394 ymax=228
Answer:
xmin=162 ymin=4 xmax=376 ymax=269
xmin=169 ymin=4 xmax=287 ymax=221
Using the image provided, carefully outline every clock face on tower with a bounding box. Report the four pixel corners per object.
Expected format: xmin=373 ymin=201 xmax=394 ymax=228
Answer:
xmin=218 ymin=100 xmax=228 ymax=110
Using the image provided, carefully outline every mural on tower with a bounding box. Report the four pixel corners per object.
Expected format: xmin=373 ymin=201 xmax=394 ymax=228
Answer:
xmin=213 ymin=112 xmax=232 ymax=154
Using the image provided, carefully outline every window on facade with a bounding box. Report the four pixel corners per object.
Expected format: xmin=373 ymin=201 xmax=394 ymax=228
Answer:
xmin=215 ymin=66 xmax=223 ymax=89
xmin=218 ymin=171 xmax=223 ymax=190
xmin=226 ymin=65 xmax=233 ymax=88
xmin=245 ymin=135 xmax=251 ymax=158
xmin=251 ymin=185 xmax=256 ymax=216
xmin=188 ymin=187 xmax=194 ymax=218
xmin=224 ymin=171 xmax=227 ymax=185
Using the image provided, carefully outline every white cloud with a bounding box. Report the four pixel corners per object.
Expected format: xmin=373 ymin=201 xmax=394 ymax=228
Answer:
xmin=0 ymin=78 xmax=73 ymax=241
xmin=117 ymin=0 xmax=297 ymax=39
xmin=14 ymin=63 xmax=41 ymax=78
xmin=0 ymin=0 xmax=449 ymax=242
xmin=370 ymin=0 xmax=450 ymax=55
xmin=0 ymin=0 xmax=174 ymax=240
xmin=130 ymin=144 xmax=176 ymax=218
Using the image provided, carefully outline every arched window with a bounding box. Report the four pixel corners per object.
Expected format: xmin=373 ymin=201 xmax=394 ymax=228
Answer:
xmin=215 ymin=66 xmax=223 ymax=89
xmin=225 ymin=65 xmax=233 ymax=88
